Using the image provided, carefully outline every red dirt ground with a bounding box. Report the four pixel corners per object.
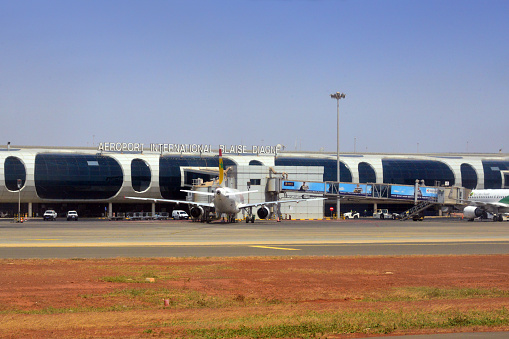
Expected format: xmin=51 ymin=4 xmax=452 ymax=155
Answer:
xmin=1 ymin=255 xmax=509 ymax=338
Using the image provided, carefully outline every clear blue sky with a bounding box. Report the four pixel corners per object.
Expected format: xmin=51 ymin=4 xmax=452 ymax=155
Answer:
xmin=1 ymin=0 xmax=508 ymax=153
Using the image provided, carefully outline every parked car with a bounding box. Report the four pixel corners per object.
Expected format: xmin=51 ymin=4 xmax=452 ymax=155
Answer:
xmin=172 ymin=210 xmax=189 ymax=220
xmin=43 ymin=210 xmax=58 ymax=221
xmin=66 ymin=210 xmax=78 ymax=221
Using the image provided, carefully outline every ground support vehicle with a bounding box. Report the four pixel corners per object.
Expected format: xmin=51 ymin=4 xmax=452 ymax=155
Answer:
xmin=343 ymin=211 xmax=360 ymax=219
xmin=392 ymin=213 xmax=402 ymax=220
xmin=373 ymin=209 xmax=391 ymax=219
xmin=66 ymin=211 xmax=78 ymax=221
xmin=154 ymin=212 xmax=169 ymax=220
xmin=43 ymin=210 xmax=57 ymax=221
xmin=109 ymin=212 xmax=126 ymax=221
xmin=172 ymin=210 xmax=189 ymax=220
xmin=412 ymin=213 xmax=425 ymax=221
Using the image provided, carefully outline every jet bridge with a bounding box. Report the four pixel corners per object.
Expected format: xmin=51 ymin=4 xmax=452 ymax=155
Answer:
xmin=279 ymin=179 xmax=469 ymax=218
xmin=324 ymin=182 xmax=467 ymax=205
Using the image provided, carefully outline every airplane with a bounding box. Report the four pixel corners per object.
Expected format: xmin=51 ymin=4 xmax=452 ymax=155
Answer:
xmin=463 ymin=189 xmax=509 ymax=222
xmin=125 ymin=150 xmax=325 ymax=223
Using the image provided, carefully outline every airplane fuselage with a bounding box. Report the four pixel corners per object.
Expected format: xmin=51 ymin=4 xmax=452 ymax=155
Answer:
xmin=212 ymin=187 xmax=245 ymax=214
xmin=125 ymin=149 xmax=323 ymax=223
xmin=464 ymin=189 xmax=509 ymax=221
xmin=468 ymin=189 xmax=509 ymax=207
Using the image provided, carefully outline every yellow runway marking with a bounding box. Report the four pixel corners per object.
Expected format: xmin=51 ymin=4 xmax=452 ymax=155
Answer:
xmin=250 ymin=245 xmax=300 ymax=251
xmin=26 ymin=239 xmax=62 ymax=241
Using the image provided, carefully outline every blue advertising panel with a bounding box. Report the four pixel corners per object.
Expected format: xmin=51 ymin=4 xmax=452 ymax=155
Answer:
xmin=420 ymin=187 xmax=438 ymax=200
xmin=337 ymin=183 xmax=372 ymax=196
xmin=282 ymin=181 xmax=373 ymax=196
xmin=281 ymin=180 xmax=326 ymax=193
xmin=390 ymin=186 xmax=437 ymax=200
xmin=390 ymin=185 xmax=415 ymax=199
xmin=282 ymin=181 xmax=437 ymax=201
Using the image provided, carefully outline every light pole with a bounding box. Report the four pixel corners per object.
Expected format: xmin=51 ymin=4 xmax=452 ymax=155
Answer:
xmin=330 ymin=92 xmax=346 ymax=220
xmin=17 ymin=179 xmax=21 ymax=222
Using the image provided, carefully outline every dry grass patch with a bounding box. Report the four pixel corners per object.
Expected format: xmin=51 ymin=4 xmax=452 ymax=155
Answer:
xmin=1 ymin=255 xmax=509 ymax=338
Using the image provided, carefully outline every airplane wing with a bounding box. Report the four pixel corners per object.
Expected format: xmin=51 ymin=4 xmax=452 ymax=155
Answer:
xmin=180 ymin=190 xmax=214 ymax=196
xmin=224 ymin=190 xmax=258 ymax=197
xmin=124 ymin=196 xmax=214 ymax=208
xmin=473 ymin=201 xmax=509 ymax=208
xmin=181 ymin=189 xmax=258 ymax=197
xmin=238 ymin=197 xmax=325 ymax=209
xmin=468 ymin=200 xmax=509 ymax=212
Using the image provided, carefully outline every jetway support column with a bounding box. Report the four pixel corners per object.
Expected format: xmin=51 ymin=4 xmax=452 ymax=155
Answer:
xmin=28 ymin=202 xmax=32 ymax=218
xmin=108 ymin=202 xmax=113 ymax=219
xmin=373 ymin=203 xmax=377 ymax=214
xmin=152 ymin=203 xmax=156 ymax=216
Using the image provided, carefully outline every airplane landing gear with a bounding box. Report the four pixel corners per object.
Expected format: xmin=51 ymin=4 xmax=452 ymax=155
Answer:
xmin=245 ymin=207 xmax=255 ymax=223
xmin=494 ymin=215 xmax=504 ymax=222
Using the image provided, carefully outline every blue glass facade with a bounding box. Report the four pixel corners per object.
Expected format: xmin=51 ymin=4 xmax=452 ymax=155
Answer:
xmin=275 ymin=157 xmax=352 ymax=182
xmin=482 ymin=160 xmax=509 ymax=189
xmin=358 ymin=162 xmax=376 ymax=183
xmin=382 ymin=159 xmax=455 ymax=186
xmin=4 ymin=156 xmax=26 ymax=191
xmin=34 ymin=154 xmax=123 ymax=199
xmin=2 ymin=149 xmax=509 ymax=209
xmin=159 ymin=156 xmax=236 ymax=199
xmin=131 ymin=159 xmax=151 ymax=192
xmin=460 ymin=163 xmax=477 ymax=190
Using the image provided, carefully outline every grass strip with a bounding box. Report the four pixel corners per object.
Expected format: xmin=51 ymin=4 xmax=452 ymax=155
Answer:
xmin=179 ymin=308 xmax=509 ymax=338
xmin=363 ymin=286 xmax=509 ymax=302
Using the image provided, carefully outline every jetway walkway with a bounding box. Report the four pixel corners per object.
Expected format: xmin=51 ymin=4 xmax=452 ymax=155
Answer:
xmin=279 ymin=179 xmax=469 ymax=217
xmin=318 ymin=182 xmax=467 ymax=205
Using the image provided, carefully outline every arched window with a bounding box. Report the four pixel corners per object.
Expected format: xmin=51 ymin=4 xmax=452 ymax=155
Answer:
xmin=131 ymin=159 xmax=151 ymax=192
xmin=382 ymin=159 xmax=455 ymax=186
xmin=358 ymin=162 xmax=376 ymax=183
xmin=482 ymin=161 xmax=509 ymax=189
xmin=249 ymin=160 xmax=263 ymax=166
xmin=35 ymin=154 xmax=123 ymax=199
xmin=4 ymin=156 xmax=26 ymax=191
xmin=460 ymin=163 xmax=477 ymax=189
xmin=275 ymin=157 xmax=352 ymax=182
xmin=159 ymin=156 xmax=236 ymax=199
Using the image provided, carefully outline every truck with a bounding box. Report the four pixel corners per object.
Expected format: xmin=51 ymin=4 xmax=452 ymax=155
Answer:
xmin=373 ymin=209 xmax=391 ymax=219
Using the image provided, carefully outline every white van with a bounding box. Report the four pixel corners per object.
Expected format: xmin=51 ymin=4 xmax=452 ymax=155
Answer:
xmin=172 ymin=210 xmax=189 ymax=220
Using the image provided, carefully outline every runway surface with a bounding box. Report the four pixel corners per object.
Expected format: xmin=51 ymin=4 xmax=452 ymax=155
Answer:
xmin=1 ymin=218 xmax=508 ymax=258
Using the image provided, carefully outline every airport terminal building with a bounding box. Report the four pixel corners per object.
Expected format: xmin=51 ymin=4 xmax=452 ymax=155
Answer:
xmin=1 ymin=143 xmax=509 ymax=219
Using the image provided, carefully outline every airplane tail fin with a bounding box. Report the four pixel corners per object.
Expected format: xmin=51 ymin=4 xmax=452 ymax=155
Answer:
xmin=218 ymin=149 xmax=224 ymax=185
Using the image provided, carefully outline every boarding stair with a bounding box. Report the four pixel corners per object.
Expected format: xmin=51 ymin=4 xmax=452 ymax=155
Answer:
xmin=399 ymin=200 xmax=437 ymax=221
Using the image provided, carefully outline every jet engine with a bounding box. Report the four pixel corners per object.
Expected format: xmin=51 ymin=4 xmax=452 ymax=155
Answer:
xmin=190 ymin=206 xmax=204 ymax=219
xmin=463 ymin=206 xmax=484 ymax=220
xmin=257 ymin=206 xmax=270 ymax=219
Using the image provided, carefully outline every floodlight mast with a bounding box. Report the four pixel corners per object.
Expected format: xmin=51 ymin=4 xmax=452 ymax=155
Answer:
xmin=17 ymin=179 xmax=21 ymax=223
xmin=330 ymin=92 xmax=346 ymax=220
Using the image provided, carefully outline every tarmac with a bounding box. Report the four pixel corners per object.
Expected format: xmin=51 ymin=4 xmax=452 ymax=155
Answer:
xmin=1 ymin=217 xmax=508 ymax=258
